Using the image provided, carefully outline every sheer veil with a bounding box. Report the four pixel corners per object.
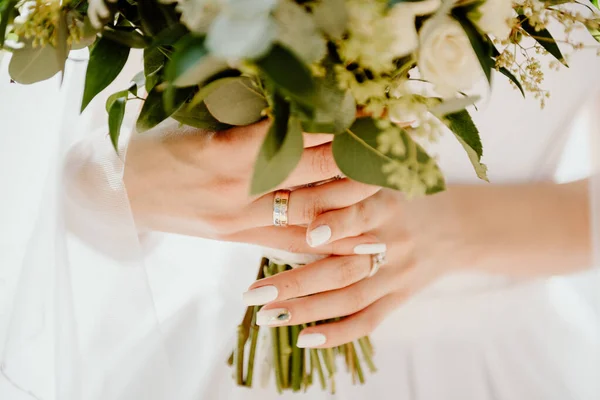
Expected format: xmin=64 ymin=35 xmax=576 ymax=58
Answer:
xmin=1 ymin=51 xmax=177 ymax=400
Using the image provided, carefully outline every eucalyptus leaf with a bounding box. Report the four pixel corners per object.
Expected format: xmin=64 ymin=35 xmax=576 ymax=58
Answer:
xmin=9 ymin=42 xmax=63 ymax=84
xmin=204 ymin=77 xmax=268 ymax=126
xmin=444 ymin=110 xmax=488 ymax=181
xmin=332 ymin=118 xmax=445 ymax=193
xmin=312 ymin=0 xmax=348 ymax=40
xmin=81 ymin=37 xmax=130 ymax=112
xmin=251 ymin=96 xmax=303 ymax=195
xmin=172 ymin=101 xmax=232 ymax=131
xmin=517 ymin=15 xmax=568 ymax=67
xmin=166 ymin=35 xmax=228 ymax=87
xmin=256 ymin=44 xmax=316 ymax=108
xmin=137 ymin=86 xmax=190 ymax=132
xmin=56 ymin=12 xmax=69 ymax=82
xmin=187 ymin=76 xmax=241 ymax=109
xmin=108 ymin=97 xmax=127 ymax=151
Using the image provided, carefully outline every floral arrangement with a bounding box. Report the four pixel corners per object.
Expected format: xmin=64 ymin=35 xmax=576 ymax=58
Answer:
xmin=1 ymin=0 xmax=599 ymax=393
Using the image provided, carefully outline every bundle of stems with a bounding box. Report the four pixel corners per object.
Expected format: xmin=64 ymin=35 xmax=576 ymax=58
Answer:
xmin=228 ymin=258 xmax=377 ymax=393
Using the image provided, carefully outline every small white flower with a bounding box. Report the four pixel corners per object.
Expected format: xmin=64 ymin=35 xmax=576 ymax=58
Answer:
xmin=418 ymin=15 xmax=482 ymax=96
xmin=387 ymin=0 xmax=441 ymax=57
xmin=472 ymin=0 xmax=514 ymax=40
xmin=88 ymin=0 xmax=117 ymax=29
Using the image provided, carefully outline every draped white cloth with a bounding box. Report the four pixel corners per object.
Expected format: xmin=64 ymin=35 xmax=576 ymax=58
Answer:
xmin=1 ymin=36 xmax=600 ymax=400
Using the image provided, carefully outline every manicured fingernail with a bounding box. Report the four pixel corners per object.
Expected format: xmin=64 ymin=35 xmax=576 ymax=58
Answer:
xmin=243 ymin=285 xmax=278 ymax=306
xmin=296 ymin=333 xmax=327 ymax=348
xmin=256 ymin=308 xmax=291 ymax=326
xmin=307 ymin=225 xmax=331 ymax=247
xmin=353 ymin=243 xmax=387 ymax=255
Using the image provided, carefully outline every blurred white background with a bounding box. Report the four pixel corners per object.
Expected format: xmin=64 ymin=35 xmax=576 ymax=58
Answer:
xmin=0 ymin=52 xmax=597 ymax=397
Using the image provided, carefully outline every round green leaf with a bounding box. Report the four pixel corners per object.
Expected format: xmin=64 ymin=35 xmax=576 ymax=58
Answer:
xmin=204 ymin=77 xmax=267 ymax=126
xmin=8 ymin=42 xmax=63 ymax=85
xmin=166 ymin=35 xmax=228 ymax=87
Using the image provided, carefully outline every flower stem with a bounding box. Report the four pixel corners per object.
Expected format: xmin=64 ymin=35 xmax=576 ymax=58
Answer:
xmin=310 ymin=348 xmax=326 ymax=390
xmin=351 ymin=342 xmax=365 ymax=385
xmin=279 ymin=326 xmax=292 ymax=388
xmin=358 ymin=337 xmax=377 ymax=373
xmin=235 ymin=325 xmax=245 ymax=386
xmin=290 ymin=324 xmax=302 ymax=391
xmin=321 ymin=348 xmax=336 ymax=394
xmin=346 ymin=343 xmax=355 ymax=384
xmin=245 ymin=306 xmax=260 ymax=387
xmin=271 ymin=327 xmax=283 ymax=394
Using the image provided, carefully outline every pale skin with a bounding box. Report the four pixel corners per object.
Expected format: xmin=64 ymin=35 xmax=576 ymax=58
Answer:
xmin=123 ymin=119 xmax=593 ymax=349
xmin=246 ymin=180 xmax=592 ymax=348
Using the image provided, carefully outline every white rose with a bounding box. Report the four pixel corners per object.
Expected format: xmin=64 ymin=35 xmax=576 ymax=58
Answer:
xmin=418 ymin=15 xmax=482 ymax=96
xmin=387 ymin=0 xmax=441 ymax=57
xmin=473 ymin=0 xmax=514 ymax=40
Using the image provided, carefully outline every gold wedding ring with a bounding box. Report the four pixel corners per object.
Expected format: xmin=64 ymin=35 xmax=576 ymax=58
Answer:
xmin=368 ymin=252 xmax=387 ymax=278
xmin=273 ymin=190 xmax=291 ymax=227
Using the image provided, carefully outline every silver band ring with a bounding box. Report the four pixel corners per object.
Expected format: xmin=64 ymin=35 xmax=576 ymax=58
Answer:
xmin=368 ymin=252 xmax=387 ymax=278
xmin=273 ymin=190 xmax=291 ymax=227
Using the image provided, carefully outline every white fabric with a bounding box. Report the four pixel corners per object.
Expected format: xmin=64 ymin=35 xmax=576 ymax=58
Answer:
xmin=1 ymin=35 xmax=600 ymax=400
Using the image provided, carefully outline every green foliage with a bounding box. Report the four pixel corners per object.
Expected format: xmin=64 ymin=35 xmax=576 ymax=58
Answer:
xmin=517 ymin=15 xmax=568 ymax=67
xmin=81 ymin=37 xmax=130 ymax=112
xmin=251 ymin=91 xmax=303 ymax=195
xmin=454 ymin=12 xmax=494 ymax=86
xmin=0 ymin=0 xmax=18 ymax=47
xmin=444 ymin=111 xmax=488 ymax=181
xmin=108 ymin=97 xmax=126 ymax=151
xmin=204 ymin=77 xmax=268 ymax=126
xmin=9 ymin=42 xmax=64 ymax=84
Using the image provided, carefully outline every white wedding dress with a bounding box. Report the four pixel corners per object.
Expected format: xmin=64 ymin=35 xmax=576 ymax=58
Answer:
xmin=1 ymin=35 xmax=600 ymax=400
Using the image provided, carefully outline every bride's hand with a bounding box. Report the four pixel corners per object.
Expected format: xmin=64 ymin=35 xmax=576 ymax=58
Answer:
xmin=124 ymin=119 xmax=383 ymax=254
xmin=242 ymin=182 xmax=591 ymax=348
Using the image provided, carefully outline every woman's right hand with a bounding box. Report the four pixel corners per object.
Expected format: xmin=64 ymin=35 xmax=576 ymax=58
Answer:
xmin=123 ymin=119 xmax=383 ymax=255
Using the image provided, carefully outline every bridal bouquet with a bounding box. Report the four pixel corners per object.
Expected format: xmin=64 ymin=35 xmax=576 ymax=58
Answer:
xmin=2 ymin=0 xmax=599 ymax=393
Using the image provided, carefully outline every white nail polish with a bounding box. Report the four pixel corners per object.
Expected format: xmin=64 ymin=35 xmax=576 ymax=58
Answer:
xmin=353 ymin=243 xmax=387 ymax=255
xmin=296 ymin=333 xmax=327 ymax=348
xmin=307 ymin=225 xmax=331 ymax=247
xmin=257 ymin=308 xmax=291 ymax=326
xmin=243 ymin=285 xmax=278 ymax=306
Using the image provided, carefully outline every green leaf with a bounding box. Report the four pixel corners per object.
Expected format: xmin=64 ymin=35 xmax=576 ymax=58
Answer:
xmin=300 ymin=83 xmax=356 ymax=134
xmin=592 ymin=0 xmax=599 ymax=9
xmin=172 ymin=101 xmax=232 ymax=131
xmin=8 ymin=42 xmax=63 ymax=84
xmin=136 ymin=86 xmax=190 ymax=132
xmin=250 ymin=93 xmax=303 ymax=195
xmin=102 ymin=27 xmax=149 ymax=48
xmin=312 ymin=0 xmax=348 ymax=40
xmin=56 ymin=12 xmax=69 ymax=82
xmin=0 ymin=0 xmax=18 ymax=48
xmin=166 ymin=35 xmax=228 ymax=87
xmin=255 ymin=44 xmax=316 ymax=108
xmin=108 ymin=97 xmax=127 ymax=151
xmin=187 ymin=76 xmax=241 ymax=109
xmin=332 ymin=118 xmax=445 ymax=193
xmin=455 ymin=13 xmax=494 ymax=86
xmin=517 ymin=15 xmax=568 ymax=67
xmin=444 ymin=110 xmax=488 ymax=181
xmin=138 ymin=0 xmax=170 ymax=36
xmin=498 ymin=67 xmax=525 ymax=97
xmin=81 ymin=38 xmax=130 ymax=112
xmin=105 ymin=89 xmax=129 ymax=113
xmin=204 ymin=77 xmax=267 ymax=126
xmin=429 ymin=95 xmax=480 ymax=118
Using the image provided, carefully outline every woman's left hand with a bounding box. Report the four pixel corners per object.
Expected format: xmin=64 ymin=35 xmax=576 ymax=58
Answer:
xmin=241 ymin=182 xmax=591 ymax=348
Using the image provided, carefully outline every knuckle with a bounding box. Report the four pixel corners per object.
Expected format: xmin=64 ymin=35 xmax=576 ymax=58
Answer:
xmin=349 ymin=287 xmax=368 ymax=313
xmin=281 ymin=274 xmax=302 ymax=297
xmin=311 ymin=145 xmax=335 ymax=176
xmin=336 ymin=257 xmax=363 ymax=287
xmin=283 ymin=240 xmax=305 ymax=255
xmin=354 ymin=201 xmax=370 ymax=227
xmin=301 ymin=194 xmax=326 ymax=222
